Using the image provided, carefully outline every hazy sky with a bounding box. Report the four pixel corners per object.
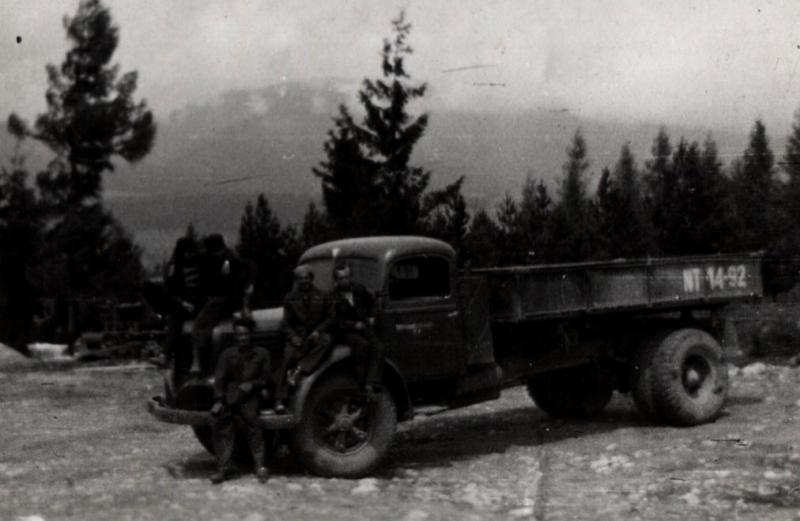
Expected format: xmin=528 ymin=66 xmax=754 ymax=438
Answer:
xmin=4 ymin=1 xmax=800 ymax=134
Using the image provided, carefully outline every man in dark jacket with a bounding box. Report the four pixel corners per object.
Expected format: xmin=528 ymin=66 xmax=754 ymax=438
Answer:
xmin=210 ymin=315 xmax=271 ymax=484
xmin=274 ymin=264 xmax=333 ymax=411
xmin=190 ymin=234 xmax=251 ymax=374
xmin=330 ymin=262 xmax=384 ymax=397
xmin=141 ymin=236 xmax=204 ymax=368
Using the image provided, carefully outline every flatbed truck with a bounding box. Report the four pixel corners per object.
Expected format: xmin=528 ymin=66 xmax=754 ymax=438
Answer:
xmin=148 ymin=236 xmax=762 ymax=477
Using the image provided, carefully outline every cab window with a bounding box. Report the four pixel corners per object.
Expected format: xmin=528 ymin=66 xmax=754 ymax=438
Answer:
xmin=388 ymin=256 xmax=451 ymax=300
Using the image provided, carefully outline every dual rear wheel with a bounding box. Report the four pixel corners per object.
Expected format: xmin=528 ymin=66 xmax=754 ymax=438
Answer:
xmin=631 ymin=328 xmax=728 ymax=425
xmin=527 ymin=328 xmax=729 ymax=426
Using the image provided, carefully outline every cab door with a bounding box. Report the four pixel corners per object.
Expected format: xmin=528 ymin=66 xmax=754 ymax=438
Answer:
xmin=379 ymin=254 xmax=466 ymax=381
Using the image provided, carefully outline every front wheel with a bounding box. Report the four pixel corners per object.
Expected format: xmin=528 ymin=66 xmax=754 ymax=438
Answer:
xmin=290 ymin=373 xmax=397 ymax=478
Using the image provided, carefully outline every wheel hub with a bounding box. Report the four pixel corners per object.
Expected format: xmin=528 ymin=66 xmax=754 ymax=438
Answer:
xmin=682 ymin=354 xmax=711 ymax=395
xmin=320 ymin=396 xmax=370 ymax=452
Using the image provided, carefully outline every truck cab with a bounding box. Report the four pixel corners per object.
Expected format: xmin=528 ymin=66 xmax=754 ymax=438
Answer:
xmin=299 ymin=236 xmax=497 ymax=399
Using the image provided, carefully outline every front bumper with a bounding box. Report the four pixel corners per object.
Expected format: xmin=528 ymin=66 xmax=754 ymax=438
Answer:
xmin=147 ymin=396 xmax=298 ymax=430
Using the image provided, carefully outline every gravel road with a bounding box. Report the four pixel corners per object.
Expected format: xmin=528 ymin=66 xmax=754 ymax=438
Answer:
xmin=1 ymin=361 xmax=798 ymax=521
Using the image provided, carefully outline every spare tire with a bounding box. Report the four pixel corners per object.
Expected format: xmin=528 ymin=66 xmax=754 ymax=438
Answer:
xmin=635 ymin=328 xmax=728 ymax=426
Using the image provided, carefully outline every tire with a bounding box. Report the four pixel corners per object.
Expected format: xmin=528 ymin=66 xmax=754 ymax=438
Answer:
xmin=630 ymin=335 xmax=664 ymax=422
xmin=632 ymin=328 xmax=728 ymax=426
xmin=526 ymin=365 xmax=613 ymax=419
xmin=290 ymin=372 xmax=397 ymax=478
xmin=174 ymin=381 xmax=216 ymax=455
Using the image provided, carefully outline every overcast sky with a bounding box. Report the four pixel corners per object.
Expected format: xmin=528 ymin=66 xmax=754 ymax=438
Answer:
xmin=4 ymin=1 xmax=800 ymax=135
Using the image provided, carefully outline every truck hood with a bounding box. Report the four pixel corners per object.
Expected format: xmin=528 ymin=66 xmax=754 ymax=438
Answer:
xmin=251 ymin=307 xmax=284 ymax=333
xmin=185 ymin=307 xmax=284 ymax=336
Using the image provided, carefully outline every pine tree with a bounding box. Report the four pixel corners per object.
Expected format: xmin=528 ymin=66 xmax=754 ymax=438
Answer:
xmin=494 ymin=193 xmax=521 ymax=265
xmin=9 ymin=0 xmax=155 ymax=208
xmin=519 ymin=177 xmax=552 ymax=263
xmin=546 ymin=130 xmax=596 ymax=262
xmin=5 ymin=0 xmax=152 ymax=321
xmin=779 ymin=109 xmax=800 ymax=255
xmin=694 ymin=136 xmax=737 ymax=253
xmin=236 ymin=194 xmax=294 ymax=306
xmin=313 ymin=11 xmax=458 ymax=236
xmin=299 ymin=202 xmax=331 ymax=250
xmin=27 ymin=204 xmax=143 ymax=300
xmin=422 ymin=176 xmax=469 ymax=257
xmin=597 ymin=145 xmax=655 ymax=258
xmin=645 ymin=128 xmax=680 ymax=254
xmin=462 ymin=209 xmax=501 ymax=268
xmin=732 ymin=120 xmax=778 ymax=251
xmin=0 ymin=149 xmax=41 ymax=354
xmin=313 ymin=118 xmax=379 ymax=236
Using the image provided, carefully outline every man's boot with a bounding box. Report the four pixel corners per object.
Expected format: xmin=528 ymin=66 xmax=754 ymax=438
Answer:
xmin=210 ymin=468 xmax=232 ymax=484
xmin=255 ymin=466 xmax=269 ymax=483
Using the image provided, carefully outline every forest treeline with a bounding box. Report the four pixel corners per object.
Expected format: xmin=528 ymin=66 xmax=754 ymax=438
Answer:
xmin=3 ymin=2 xmax=800 ymax=348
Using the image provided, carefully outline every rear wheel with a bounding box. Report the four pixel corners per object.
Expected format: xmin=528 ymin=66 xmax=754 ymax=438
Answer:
xmin=290 ymin=372 xmax=396 ymax=478
xmin=526 ymin=365 xmax=613 ymax=418
xmin=632 ymin=328 xmax=728 ymax=425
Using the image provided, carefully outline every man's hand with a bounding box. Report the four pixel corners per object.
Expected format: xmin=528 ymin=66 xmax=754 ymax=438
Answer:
xmin=309 ymin=330 xmax=320 ymax=341
xmin=291 ymin=335 xmax=303 ymax=347
xmin=354 ymin=321 xmax=365 ymax=331
xmin=181 ymin=301 xmax=195 ymax=314
xmin=210 ymin=402 xmax=224 ymax=416
xmin=239 ymin=382 xmax=253 ymax=394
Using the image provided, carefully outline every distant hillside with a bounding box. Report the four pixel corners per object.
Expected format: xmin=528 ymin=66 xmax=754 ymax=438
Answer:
xmin=109 ymin=80 xmax=754 ymax=202
xmin=4 ymin=79 xmax=767 ymax=264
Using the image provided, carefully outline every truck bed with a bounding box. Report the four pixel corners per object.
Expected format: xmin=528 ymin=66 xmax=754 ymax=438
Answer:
xmin=473 ymin=254 xmax=763 ymax=323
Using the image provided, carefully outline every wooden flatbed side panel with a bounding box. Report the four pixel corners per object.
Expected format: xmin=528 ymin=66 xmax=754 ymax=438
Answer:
xmin=480 ymin=255 xmax=763 ymax=322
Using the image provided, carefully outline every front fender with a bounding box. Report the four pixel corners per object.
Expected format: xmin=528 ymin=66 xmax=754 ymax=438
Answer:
xmin=290 ymin=345 xmax=412 ymax=422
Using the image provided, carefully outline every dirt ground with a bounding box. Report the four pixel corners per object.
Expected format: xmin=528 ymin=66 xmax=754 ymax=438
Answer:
xmin=1 ymin=338 xmax=799 ymax=520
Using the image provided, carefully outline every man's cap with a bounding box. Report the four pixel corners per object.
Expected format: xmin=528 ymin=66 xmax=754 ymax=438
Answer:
xmin=333 ymin=261 xmax=351 ymax=278
xmin=233 ymin=315 xmax=256 ymax=330
xmin=174 ymin=236 xmax=198 ymax=255
xmin=204 ymin=233 xmax=226 ymax=255
xmin=293 ymin=264 xmax=314 ymax=279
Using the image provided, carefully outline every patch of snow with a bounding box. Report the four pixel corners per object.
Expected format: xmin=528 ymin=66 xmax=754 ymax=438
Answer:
xmin=0 ymin=342 xmax=34 ymax=369
xmin=590 ymin=454 xmax=634 ymax=474
xmin=0 ymin=463 xmax=27 ymax=478
xmin=242 ymin=514 xmax=266 ymax=521
xmin=28 ymin=343 xmax=73 ymax=363
xmin=16 ymin=516 xmax=46 ymax=521
xmin=285 ymin=482 xmax=303 ymax=492
xmin=741 ymin=362 xmax=767 ymax=377
xmin=351 ymin=478 xmax=379 ymax=495
xmin=763 ymin=469 xmax=793 ymax=480
xmin=508 ymin=506 xmax=535 ymax=517
xmin=680 ymin=489 xmax=701 ymax=506
xmin=402 ymin=510 xmax=429 ymax=521
xmin=456 ymin=482 xmax=500 ymax=509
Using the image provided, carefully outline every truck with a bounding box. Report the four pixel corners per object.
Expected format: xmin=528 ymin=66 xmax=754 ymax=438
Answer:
xmin=147 ymin=236 xmax=763 ymax=478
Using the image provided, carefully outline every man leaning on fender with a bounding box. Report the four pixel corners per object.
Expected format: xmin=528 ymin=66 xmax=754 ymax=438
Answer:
xmin=209 ymin=315 xmax=271 ymax=484
xmin=274 ymin=264 xmax=333 ymax=412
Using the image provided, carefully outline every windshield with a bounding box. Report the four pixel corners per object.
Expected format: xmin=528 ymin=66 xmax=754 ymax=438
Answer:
xmin=302 ymin=257 xmax=381 ymax=292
